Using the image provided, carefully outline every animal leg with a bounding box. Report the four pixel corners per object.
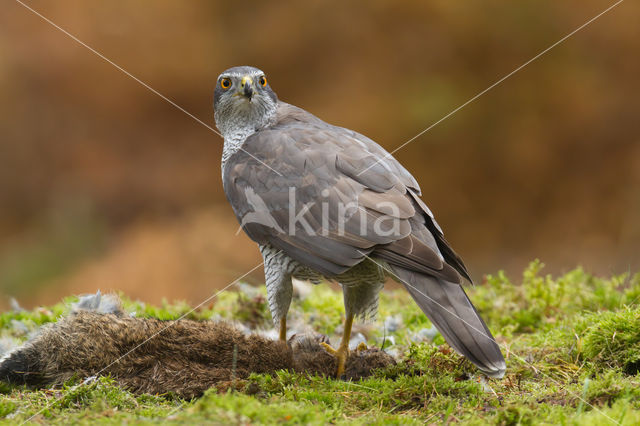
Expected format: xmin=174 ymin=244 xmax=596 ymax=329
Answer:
xmin=320 ymin=313 xmax=354 ymax=377
xmin=279 ymin=317 xmax=287 ymax=341
xmin=261 ymin=245 xmax=293 ymax=341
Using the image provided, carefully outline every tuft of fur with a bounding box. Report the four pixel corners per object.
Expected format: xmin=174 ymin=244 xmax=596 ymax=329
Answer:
xmin=71 ymin=290 xmax=123 ymax=315
xmin=0 ymin=294 xmax=394 ymax=398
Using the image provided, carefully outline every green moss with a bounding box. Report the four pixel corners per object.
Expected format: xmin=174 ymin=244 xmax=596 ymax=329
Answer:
xmin=575 ymin=307 xmax=640 ymax=374
xmin=0 ymin=400 xmax=16 ymax=418
xmin=0 ymin=298 xmax=69 ymax=330
xmin=1 ymin=263 xmax=640 ymax=424
xmin=1 ymin=377 xmax=184 ymax=423
xmin=232 ymin=293 xmax=271 ymax=328
xmin=298 ymin=285 xmax=345 ymax=333
xmin=191 ymin=390 xmax=339 ymax=424
xmin=473 ymin=260 xmax=638 ymax=336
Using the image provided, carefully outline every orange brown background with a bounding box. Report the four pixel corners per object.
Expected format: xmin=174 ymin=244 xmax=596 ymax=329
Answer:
xmin=0 ymin=1 xmax=638 ymax=308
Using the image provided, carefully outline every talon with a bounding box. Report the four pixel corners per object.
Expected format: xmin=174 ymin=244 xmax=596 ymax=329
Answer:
xmin=320 ymin=341 xmax=338 ymax=356
xmin=320 ymin=342 xmax=349 ymax=377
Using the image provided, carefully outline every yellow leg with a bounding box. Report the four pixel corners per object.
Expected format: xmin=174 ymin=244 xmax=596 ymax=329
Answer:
xmin=321 ymin=313 xmax=354 ymax=377
xmin=279 ymin=318 xmax=287 ymax=341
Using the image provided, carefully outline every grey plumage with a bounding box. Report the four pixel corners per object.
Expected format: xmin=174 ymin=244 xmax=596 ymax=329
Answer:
xmin=214 ymin=66 xmax=506 ymax=378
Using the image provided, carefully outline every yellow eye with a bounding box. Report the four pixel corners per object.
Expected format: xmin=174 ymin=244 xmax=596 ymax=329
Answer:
xmin=259 ymin=76 xmax=267 ymax=87
xmin=220 ymin=78 xmax=231 ymax=89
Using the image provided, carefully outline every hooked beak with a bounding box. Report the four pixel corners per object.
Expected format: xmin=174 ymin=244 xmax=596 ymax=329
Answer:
xmin=241 ymin=76 xmax=253 ymax=100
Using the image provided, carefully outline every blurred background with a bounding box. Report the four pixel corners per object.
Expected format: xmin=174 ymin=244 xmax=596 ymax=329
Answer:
xmin=0 ymin=0 xmax=638 ymax=309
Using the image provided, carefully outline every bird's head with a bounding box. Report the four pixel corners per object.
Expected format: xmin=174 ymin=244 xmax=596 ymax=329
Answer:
xmin=214 ymin=66 xmax=278 ymax=139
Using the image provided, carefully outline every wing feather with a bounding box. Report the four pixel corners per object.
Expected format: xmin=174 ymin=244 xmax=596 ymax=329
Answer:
xmin=223 ymin=102 xmax=469 ymax=282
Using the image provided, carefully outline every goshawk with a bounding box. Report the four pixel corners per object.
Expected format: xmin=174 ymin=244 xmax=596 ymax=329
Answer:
xmin=214 ymin=65 xmax=506 ymax=378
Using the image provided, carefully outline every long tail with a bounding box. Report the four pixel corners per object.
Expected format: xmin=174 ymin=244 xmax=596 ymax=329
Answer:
xmin=391 ymin=266 xmax=506 ymax=378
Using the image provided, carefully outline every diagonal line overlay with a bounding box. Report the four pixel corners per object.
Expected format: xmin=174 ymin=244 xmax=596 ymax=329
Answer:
xmin=357 ymin=251 xmax=620 ymax=426
xmin=356 ymin=0 xmax=625 ymax=177
xmin=10 ymin=0 xmax=627 ymax=424
xmin=20 ymin=261 xmax=265 ymax=424
xmin=13 ymin=0 xmax=282 ymax=176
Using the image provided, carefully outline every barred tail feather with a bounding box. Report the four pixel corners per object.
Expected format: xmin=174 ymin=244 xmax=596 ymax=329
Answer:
xmin=391 ymin=266 xmax=506 ymax=378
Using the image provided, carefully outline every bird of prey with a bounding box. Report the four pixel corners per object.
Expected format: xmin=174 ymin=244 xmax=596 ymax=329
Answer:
xmin=214 ymin=65 xmax=506 ymax=378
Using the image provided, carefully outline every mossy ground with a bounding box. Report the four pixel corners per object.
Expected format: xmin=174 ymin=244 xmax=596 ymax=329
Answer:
xmin=1 ymin=260 xmax=639 ymax=424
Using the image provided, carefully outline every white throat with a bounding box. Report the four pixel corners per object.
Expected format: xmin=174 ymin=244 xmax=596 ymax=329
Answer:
xmin=217 ymin=99 xmax=277 ymax=171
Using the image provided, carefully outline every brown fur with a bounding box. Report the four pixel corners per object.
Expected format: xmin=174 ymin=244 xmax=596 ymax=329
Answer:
xmin=0 ymin=311 xmax=394 ymax=398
